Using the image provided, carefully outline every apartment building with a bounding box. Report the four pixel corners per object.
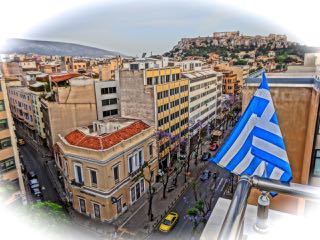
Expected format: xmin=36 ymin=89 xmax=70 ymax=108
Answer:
xmin=94 ymin=80 xmax=119 ymax=120
xmin=122 ymin=57 xmax=169 ymax=71
xmin=183 ymin=70 xmax=223 ymax=137
xmin=8 ymin=87 xmax=37 ymax=139
xmin=214 ymin=65 xmax=239 ymax=95
xmin=55 ymin=118 xmax=157 ymax=222
xmin=243 ymin=60 xmax=320 ymax=215
xmin=61 ymin=57 xmax=87 ymax=73
xmin=0 ymin=75 xmax=26 ymax=204
xmin=41 ymin=77 xmax=98 ymax=150
xmin=117 ymin=66 xmax=189 ymax=169
xmin=174 ymin=60 xmax=204 ymax=72
xmin=39 ymin=62 xmax=61 ymax=74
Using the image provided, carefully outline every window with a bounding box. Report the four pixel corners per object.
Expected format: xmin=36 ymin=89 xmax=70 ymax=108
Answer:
xmin=0 ymin=138 xmax=11 ymax=149
xmin=0 ymin=157 xmax=15 ymax=173
xmin=131 ymin=187 xmax=136 ymax=203
xmin=147 ymin=77 xmax=152 ymax=85
xmin=130 ymin=180 xmax=144 ymax=204
xmin=79 ymin=198 xmax=86 ymax=213
xmin=313 ymin=150 xmax=320 ymax=177
xmin=140 ymin=179 xmax=144 ymax=193
xmin=101 ymin=87 xmax=116 ymax=95
xmin=0 ymin=100 xmax=5 ymax=111
xmin=103 ymin=109 xmax=118 ymax=117
xmin=90 ymin=170 xmax=97 ymax=187
xmin=74 ymin=163 xmax=83 ymax=184
xmin=113 ymin=165 xmax=119 ymax=183
xmin=128 ymin=150 xmax=143 ymax=173
xmin=0 ymin=119 xmax=8 ymax=131
xmin=149 ymin=144 xmax=153 ymax=157
xmin=116 ymin=198 xmax=122 ymax=214
xmin=102 ymin=98 xmax=117 ymax=106
xmin=93 ymin=203 xmax=101 ymax=219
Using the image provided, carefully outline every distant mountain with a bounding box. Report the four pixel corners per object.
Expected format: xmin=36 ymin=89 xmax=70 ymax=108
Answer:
xmin=0 ymin=38 xmax=126 ymax=58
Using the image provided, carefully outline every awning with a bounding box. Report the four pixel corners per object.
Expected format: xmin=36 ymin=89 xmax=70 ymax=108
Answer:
xmin=212 ymin=130 xmax=223 ymax=137
xmin=30 ymin=82 xmax=45 ymax=88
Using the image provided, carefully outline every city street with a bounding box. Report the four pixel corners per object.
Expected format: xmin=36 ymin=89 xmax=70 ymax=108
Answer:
xmin=148 ymin=163 xmax=230 ymax=240
xmin=19 ymin=139 xmax=60 ymax=203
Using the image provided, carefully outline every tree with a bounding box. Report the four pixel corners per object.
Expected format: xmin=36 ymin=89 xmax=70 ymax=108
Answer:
xmin=184 ymin=141 xmax=196 ymax=183
xmin=172 ymin=158 xmax=185 ymax=187
xmin=134 ymin=162 xmax=156 ymax=221
xmin=184 ymin=176 xmax=219 ymax=230
xmin=156 ymin=130 xmax=171 ymax=200
xmin=159 ymin=169 xmax=170 ymax=199
xmin=194 ymin=127 xmax=206 ymax=166
xmin=191 ymin=179 xmax=198 ymax=201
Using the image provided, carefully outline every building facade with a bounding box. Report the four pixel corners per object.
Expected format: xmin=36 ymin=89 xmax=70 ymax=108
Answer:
xmin=0 ymin=76 xmax=26 ymax=204
xmin=183 ymin=70 xmax=223 ymax=137
xmin=117 ymin=66 xmax=189 ymax=169
xmin=8 ymin=87 xmax=37 ymax=139
xmin=214 ymin=65 xmax=239 ymax=95
xmin=94 ymin=80 xmax=119 ymax=120
xmin=55 ymin=118 xmax=158 ymax=222
xmin=41 ymin=77 xmax=98 ymax=150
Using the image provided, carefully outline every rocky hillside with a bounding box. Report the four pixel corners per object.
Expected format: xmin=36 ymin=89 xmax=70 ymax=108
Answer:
xmin=0 ymin=38 xmax=125 ymax=58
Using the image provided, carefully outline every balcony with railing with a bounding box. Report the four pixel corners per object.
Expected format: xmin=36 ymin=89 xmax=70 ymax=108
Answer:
xmin=70 ymin=179 xmax=84 ymax=188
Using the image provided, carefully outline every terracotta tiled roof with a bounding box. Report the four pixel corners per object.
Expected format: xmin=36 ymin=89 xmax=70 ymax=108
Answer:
xmin=64 ymin=120 xmax=150 ymax=150
xmin=51 ymin=73 xmax=80 ymax=83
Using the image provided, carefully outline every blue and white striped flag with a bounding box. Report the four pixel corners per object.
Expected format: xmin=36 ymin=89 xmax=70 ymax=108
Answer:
xmin=211 ymin=72 xmax=292 ymax=183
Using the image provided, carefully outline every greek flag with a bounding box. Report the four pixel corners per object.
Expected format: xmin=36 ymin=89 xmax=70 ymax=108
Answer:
xmin=211 ymin=72 xmax=292 ymax=183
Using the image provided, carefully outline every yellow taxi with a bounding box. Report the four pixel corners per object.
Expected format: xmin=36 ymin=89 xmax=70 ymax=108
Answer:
xmin=18 ymin=138 xmax=25 ymax=146
xmin=159 ymin=211 xmax=179 ymax=232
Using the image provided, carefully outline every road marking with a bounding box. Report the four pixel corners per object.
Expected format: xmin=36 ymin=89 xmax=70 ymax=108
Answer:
xmin=215 ymin=178 xmax=224 ymax=190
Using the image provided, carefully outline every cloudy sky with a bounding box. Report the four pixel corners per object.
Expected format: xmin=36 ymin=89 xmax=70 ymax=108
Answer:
xmin=2 ymin=0 xmax=319 ymax=56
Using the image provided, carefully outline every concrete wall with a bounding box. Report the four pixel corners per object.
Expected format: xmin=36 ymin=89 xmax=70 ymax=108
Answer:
xmin=47 ymin=102 xmax=97 ymax=147
xmin=44 ymin=82 xmax=98 ymax=149
xmin=242 ymin=86 xmax=319 ymax=214
xmin=118 ymin=70 xmax=155 ymax=126
xmin=95 ymin=80 xmax=119 ymax=120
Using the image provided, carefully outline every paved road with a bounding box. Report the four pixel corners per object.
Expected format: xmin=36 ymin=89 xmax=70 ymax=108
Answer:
xmin=19 ymin=139 xmax=60 ymax=203
xmin=149 ymin=163 xmax=231 ymax=240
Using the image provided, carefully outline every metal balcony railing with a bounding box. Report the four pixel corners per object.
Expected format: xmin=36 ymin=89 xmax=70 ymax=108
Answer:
xmin=218 ymin=175 xmax=320 ymax=240
xmin=70 ymin=179 xmax=84 ymax=187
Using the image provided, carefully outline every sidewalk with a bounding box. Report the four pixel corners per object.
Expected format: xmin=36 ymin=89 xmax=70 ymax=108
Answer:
xmin=114 ymin=148 xmax=211 ymax=239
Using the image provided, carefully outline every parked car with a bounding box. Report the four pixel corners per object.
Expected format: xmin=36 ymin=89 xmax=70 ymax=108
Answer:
xmin=209 ymin=143 xmax=219 ymax=151
xmin=201 ymin=152 xmax=211 ymax=161
xmin=159 ymin=211 xmax=179 ymax=232
xmin=179 ymin=152 xmax=187 ymax=160
xmin=17 ymin=138 xmax=25 ymax=146
xmin=200 ymin=170 xmax=211 ymax=181
xmin=27 ymin=171 xmax=37 ymax=180
xmin=28 ymin=178 xmax=40 ymax=190
xmin=31 ymin=187 xmax=43 ymax=198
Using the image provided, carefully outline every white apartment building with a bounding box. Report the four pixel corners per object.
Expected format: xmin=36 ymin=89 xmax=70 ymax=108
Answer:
xmin=175 ymin=60 xmax=204 ymax=72
xmin=183 ymin=70 xmax=223 ymax=137
xmin=94 ymin=80 xmax=120 ymax=120
xmin=123 ymin=57 xmax=169 ymax=70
